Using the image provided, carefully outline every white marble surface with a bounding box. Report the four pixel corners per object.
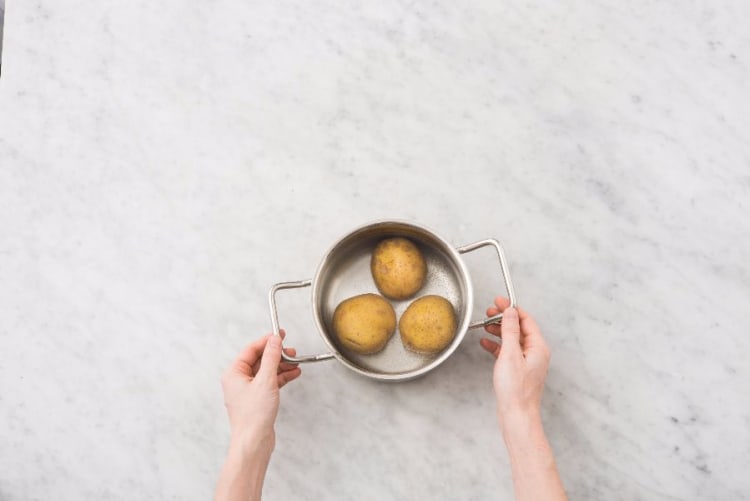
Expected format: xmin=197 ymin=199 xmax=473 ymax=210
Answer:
xmin=1 ymin=1 xmax=749 ymax=499
xmin=0 ymin=0 xmax=5 ymax=71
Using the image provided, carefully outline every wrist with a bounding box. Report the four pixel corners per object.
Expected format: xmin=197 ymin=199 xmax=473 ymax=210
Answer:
xmin=498 ymin=406 xmax=543 ymax=445
xmin=230 ymin=428 xmax=275 ymax=463
xmin=497 ymin=407 xmax=566 ymax=500
xmin=217 ymin=438 xmax=272 ymax=501
xmin=226 ymin=436 xmax=273 ymax=486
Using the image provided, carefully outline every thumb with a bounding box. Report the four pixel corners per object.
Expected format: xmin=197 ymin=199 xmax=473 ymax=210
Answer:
xmin=258 ymin=335 xmax=282 ymax=382
xmin=500 ymin=308 xmax=522 ymax=358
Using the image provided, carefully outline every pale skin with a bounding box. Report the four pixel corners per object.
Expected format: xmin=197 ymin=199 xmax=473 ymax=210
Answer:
xmin=215 ymin=298 xmax=566 ymax=501
xmin=480 ymin=297 xmax=567 ymax=501
xmin=215 ymin=330 xmax=301 ymax=501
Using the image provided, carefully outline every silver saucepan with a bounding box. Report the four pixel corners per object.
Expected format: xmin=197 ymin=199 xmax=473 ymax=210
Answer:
xmin=269 ymin=220 xmax=516 ymax=382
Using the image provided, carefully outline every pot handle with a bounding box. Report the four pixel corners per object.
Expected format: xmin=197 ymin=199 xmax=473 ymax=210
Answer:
xmin=456 ymin=239 xmax=517 ymax=330
xmin=268 ymin=280 xmax=336 ymax=363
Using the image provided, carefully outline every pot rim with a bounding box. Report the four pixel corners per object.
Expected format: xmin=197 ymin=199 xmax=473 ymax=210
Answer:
xmin=309 ymin=219 xmax=474 ymax=381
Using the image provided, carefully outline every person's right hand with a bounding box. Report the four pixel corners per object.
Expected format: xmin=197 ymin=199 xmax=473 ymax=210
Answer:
xmin=480 ymin=297 xmax=551 ymax=431
xmin=220 ymin=331 xmax=301 ymax=456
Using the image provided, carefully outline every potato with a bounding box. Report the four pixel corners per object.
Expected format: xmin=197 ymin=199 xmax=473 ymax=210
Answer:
xmin=370 ymin=237 xmax=427 ymax=300
xmin=332 ymin=293 xmax=397 ymax=354
xmin=399 ymin=295 xmax=457 ymax=354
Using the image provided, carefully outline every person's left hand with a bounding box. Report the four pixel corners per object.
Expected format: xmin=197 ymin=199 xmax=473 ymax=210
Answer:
xmin=221 ymin=330 xmax=302 ymax=456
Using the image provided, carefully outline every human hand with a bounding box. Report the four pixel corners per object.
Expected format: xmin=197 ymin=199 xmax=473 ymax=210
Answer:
xmin=220 ymin=330 xmax=302 ymax=456
xmin=479 ymin=297 xmax=550 ymax=432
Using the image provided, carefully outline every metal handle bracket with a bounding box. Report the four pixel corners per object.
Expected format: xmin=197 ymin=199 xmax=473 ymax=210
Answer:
xmin=269 ymin=280 xmax=335 ymax=363
xmin=457 ymin=238 xmax=517 ymax=330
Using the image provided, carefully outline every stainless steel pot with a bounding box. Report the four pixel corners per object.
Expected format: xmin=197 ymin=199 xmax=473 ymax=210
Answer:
xmin=268 ymin=220 xmax=516 ymax=382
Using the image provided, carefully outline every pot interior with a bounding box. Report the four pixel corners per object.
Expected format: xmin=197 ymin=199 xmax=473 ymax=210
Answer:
xmin=312 ymin=222 xmax=471 ymax=379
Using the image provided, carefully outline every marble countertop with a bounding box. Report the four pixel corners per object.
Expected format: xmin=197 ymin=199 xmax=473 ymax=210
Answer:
xmin=1 ymin=1 xmax=749 ymax=499
xmin=0 ymin=0 xmax=5 ymax=72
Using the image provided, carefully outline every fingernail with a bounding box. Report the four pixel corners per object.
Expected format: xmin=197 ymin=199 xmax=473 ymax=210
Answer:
xmin=504 ymin=307 xmax=517 ymax=317
xmin=268 ymin=335 xmax=282 ymax=348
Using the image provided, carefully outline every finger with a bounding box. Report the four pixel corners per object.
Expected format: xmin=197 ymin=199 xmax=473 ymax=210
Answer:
xmin=525 ymin=336 xmax=551 ymax=368
xmin=233 ymin=334 xmax=273 ymax=374
xmin=252 ymin=345 xmax=297 ymax=375
xmin=499 ymin=307 xmax=522 ymax=358
xmin=258 ymin=335 xmax=283 ymax=382
xmin=479 ymin=338 xmax=501 ymax=358
xmin=491 ymin=300 xmax=541 ymax=351
xmin=278 ymin=347 xmax=298 ymax=372
xmin=248 ymin=331 xmax=286 ymax=374
xmin=515 ymin=310 xmax=549 ymax=363
xmin=238 ymin=330 xmax=286 ymax=367
xmin=253 ymin=348 xmax=297 ymax=374
xmin=514 ymin=307 xmax=535 ymax=328
xmin=494 ymin=296 xmax=511 ymax=311
xmin=511 ymin=307 xmax=543 ymax=352
xmin=483 ymin=307 xmax=503 ymax=336
xmin=277 ymin=367 xmax=302 ymax=388
xmin=519 ymin=309 xmax=541 ymax=338
xmin=484 ymin=324 xmax=502 ymax=337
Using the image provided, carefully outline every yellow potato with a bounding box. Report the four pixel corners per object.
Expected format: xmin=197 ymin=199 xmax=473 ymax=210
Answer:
xmin=399 ymin=295 xmax=457 ymax=354
xmin=370 ymin=237 xmax=427 ymax=300
xmin=332 ymin=293 xmax=397 ymax=354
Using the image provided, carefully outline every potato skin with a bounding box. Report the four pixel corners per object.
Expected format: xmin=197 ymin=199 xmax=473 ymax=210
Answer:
xmin=370 ymin=237 xmax=427 ymax=300
xmin=333 ymin=293 xmax=397 ymax=354
xmin=399 ymin=295 xmax=457 ymax=354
